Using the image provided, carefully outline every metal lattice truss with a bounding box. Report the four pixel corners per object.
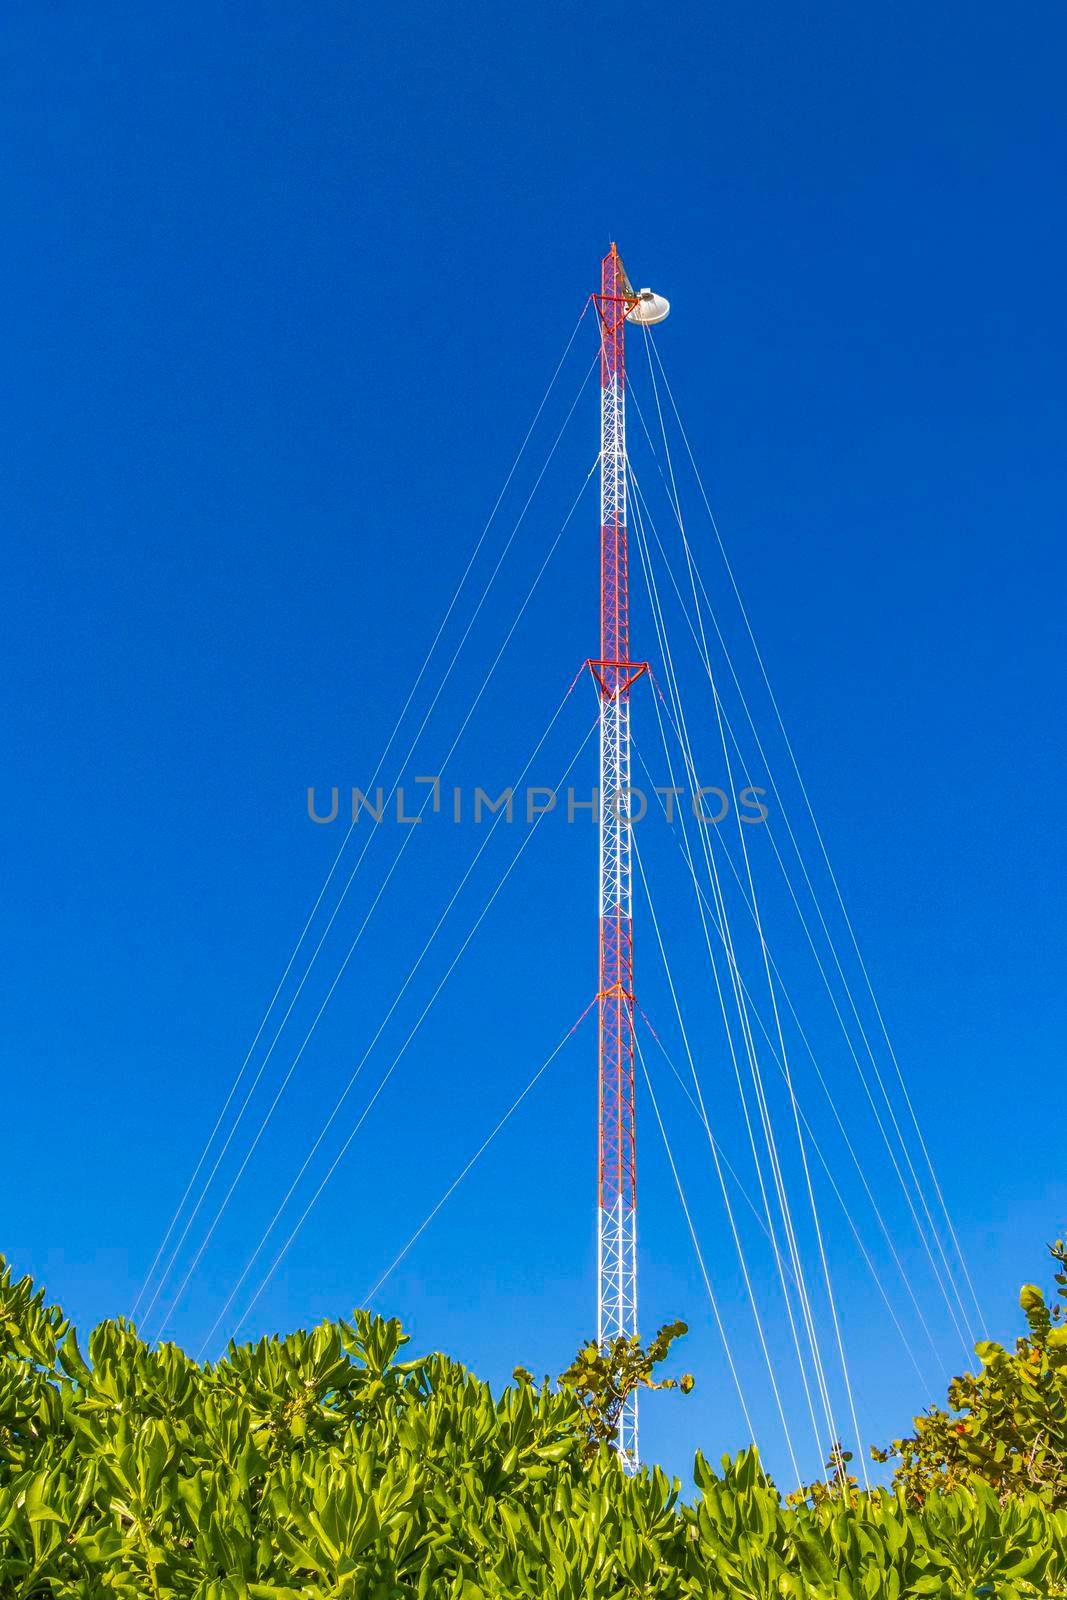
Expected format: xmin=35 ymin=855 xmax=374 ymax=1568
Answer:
xmin=597 ymin=1194 xmax=639 ymax=1468
xmin=595 ymin=246 xmax=641 ymax=1476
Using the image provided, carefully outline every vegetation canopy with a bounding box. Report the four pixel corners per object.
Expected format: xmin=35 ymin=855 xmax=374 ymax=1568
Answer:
xmin=1 ymin=1240 xmax=1066 ymax=1597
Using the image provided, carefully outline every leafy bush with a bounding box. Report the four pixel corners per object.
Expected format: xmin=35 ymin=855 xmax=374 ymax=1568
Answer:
xmin=2 ymin=1254 xmax=1067 ymax=1597
xmin=520 ymin=1318 xmax=693 ymax=1462
xmin=874 ymin=1235 xmax=1067 ymax=1508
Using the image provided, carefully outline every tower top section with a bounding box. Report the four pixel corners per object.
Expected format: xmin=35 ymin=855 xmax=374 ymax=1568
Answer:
xmin=595 ymin=245 xmax=670 ymax=332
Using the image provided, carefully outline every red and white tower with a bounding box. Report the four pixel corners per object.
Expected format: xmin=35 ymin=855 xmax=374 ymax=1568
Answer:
xmin=591 ymin=246 xmax=667 ymax=1473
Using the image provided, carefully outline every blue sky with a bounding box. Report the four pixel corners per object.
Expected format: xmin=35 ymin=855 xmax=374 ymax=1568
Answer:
xmin=3 ymin=2 xmax=1065 ymax=1487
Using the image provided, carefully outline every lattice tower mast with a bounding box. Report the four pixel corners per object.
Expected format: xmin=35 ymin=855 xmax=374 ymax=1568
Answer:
xmin=593 ymin=244 xmax=646 ymax=1474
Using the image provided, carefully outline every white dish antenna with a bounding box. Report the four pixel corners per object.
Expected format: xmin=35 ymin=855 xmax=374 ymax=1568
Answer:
xmin=626 ymin=287 xmax=670 ymax=326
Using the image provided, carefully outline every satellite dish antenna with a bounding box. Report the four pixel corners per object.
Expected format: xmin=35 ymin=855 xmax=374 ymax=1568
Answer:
xmin=626 ymin=287 xmax=670 ymax=325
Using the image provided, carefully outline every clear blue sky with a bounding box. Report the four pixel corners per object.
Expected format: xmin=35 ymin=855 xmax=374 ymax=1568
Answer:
xmin=3 ymin=2 xmax=1065 ymax=1488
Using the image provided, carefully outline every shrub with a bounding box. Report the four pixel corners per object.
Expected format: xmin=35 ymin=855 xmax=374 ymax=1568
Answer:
xmin=2 ymin=1253 xmax=1067 ymax=1597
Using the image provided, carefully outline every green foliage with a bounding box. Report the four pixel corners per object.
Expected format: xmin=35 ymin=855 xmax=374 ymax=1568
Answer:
xmin=2 ymin=1253 xmax=1067 ymax=1597
xmin=543 ymin=1319 xmax=694 ymax=1462
xmin=786 ymin=1443 xmax=862 ymax=1510
xmin=875 ymin=1235 xmax=1067 ymax=1509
